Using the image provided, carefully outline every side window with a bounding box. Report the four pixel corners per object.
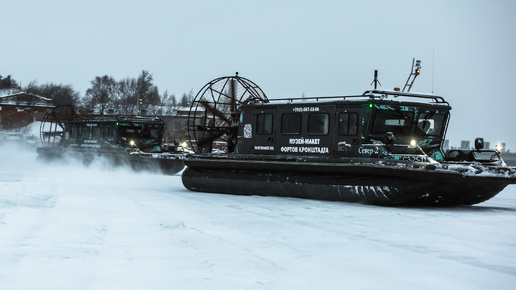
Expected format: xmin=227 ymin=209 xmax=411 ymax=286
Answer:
xmin=92 ymin=126 xmax=101 ymax=139
xmin=257 ymin=113 xmax=273 ymax=135
xmin=281 ymin=113 xmax=302 ymax=135
xmin=71 ymin=125 xmax=78 ymax=138
xmin=338 ymin=113 xmax=358 ymax=135
xmin=416 ymin=113 xmax=445 ymax=136
xmin=308 ymin=113 xmax=329 ymax=135
xmin=150 ymin=129 xmax=159 ymax=139
xmin=104 ymin=126 xmax=112 ymax=139
xmin=80 ymin=126 xmax=90 ymax=139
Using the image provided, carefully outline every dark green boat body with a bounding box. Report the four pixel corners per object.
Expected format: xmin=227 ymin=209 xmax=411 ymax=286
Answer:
xmin=182 ymin=90 xmax=516 ymax=205
xmin=38 ymin=115 xmax=185 ymax=175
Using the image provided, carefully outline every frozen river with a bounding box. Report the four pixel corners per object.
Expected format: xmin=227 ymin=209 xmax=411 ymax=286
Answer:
xmin=1 ymin=144 xmax=515 ymax=289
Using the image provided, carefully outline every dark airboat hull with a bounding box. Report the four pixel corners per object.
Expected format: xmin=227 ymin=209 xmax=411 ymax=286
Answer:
xmin=37 ymin=147 xmax=185 ymax=175
xmin=182 ymin=155 xmax=516 ymax=206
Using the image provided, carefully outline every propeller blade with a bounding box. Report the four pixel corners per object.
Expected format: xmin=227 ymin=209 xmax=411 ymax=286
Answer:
xmin=200 ymin=101 xmax=230 ymax=123
xmin=197 ymin=130 xmax=224 ymax=147
xmin=230 ymin=78 xmax=236 ymax=113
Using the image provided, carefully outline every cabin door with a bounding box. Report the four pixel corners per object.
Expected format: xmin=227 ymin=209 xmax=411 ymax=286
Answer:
xmin=250 ymin=109 xmax=276 ymax=154
xmin=334 ymin=109 xmax=362 ymax=156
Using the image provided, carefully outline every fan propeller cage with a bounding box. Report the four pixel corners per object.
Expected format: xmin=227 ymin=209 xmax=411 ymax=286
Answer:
xmin=187 ymin=74 xmax=268 ymax=153
xmin=40 ymin=105 xmax=88 ymax=147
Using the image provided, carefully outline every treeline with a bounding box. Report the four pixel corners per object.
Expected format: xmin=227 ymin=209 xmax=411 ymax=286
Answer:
xmin=0 ymin=71 xmax=195 ymax=116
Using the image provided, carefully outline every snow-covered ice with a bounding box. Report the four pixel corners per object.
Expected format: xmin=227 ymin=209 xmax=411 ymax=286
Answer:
xmin=0 ymin=143 xmax=515 ymax=290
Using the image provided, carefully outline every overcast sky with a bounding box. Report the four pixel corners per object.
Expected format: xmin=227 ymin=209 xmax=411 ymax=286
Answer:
xmin=2 ymin=0 xmax=515 ymax=150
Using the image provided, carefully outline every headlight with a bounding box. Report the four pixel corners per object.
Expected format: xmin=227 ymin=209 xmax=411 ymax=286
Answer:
xmin=410 ymin=140 xmax=417 ymax=146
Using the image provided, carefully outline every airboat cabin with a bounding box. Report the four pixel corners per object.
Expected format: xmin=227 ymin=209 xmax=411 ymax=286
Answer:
xmin=60 ymin=117 xmax=165 ymax=152
xmin=235 ymin=90 xmax=451 ymax=161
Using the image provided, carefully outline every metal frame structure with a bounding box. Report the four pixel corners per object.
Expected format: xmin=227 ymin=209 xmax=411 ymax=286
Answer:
xmin=187 ymin=73 xmax=268 ymax=153
xmin=40 ymin=105 xmax=88 ymax=147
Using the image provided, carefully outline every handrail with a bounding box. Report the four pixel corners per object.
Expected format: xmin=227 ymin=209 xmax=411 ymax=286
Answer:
xmin=264 ymin=90 xmax=449 ymax=106
xmin=363 ymin=90 xmax=449 ymax=105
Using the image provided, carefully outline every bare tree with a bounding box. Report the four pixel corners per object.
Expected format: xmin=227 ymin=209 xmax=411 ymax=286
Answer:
xmin=161 ymin=91 xmax=179 ymax=115
xmin=25 ymin=80 xmax=39 ymax=93
xmin=0 ymin=75 xmax=20 ymax=89
xmin=27 ymin=82 xmax=79 ymax=106
xmin=118 ymin=77 xmax=138 ymax=115
xmin=85 ymin=75 xmax=117 ymax=115
xmin=133 ymin=70 xmax=162 ymax=115
xmin=180 ymin=93 xmax=189 ymax=106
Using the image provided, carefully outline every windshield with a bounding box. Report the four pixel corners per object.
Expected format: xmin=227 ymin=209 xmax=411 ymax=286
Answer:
xmin=118 ymin=123 xmax=163 ymax=140
xmin=371 ymin=110 xmax=414 ymax=135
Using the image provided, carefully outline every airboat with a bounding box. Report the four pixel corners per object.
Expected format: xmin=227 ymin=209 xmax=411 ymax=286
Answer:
xmin=36 ymin=105 xmax=185 ymax=175
xmin=181 ymin=65 xmax=516 ymax=206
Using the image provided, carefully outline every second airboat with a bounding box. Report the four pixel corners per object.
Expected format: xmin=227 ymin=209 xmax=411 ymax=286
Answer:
xmin=37 ymin=105 xmax=185 ymax=174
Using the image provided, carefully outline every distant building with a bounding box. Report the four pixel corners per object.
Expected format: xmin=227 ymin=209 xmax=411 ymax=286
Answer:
xmin=443 ymin=139 xmax=450 ymax=150
xmin=460 ymin=140 xmax=470 ymax=150
xmin=484 ymin=142 xmax=490 ymax=150
xmin=0 ymin=89 xmax=54 ymax=130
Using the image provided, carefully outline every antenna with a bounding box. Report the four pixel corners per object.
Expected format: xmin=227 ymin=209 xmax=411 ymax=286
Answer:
xmin=402 ymin=58 xmax=421 ymax=92
xmin=370 ymin=70 xmax=381 ymax=89
xmin=432 ymin=48 xmax=435 ymax=94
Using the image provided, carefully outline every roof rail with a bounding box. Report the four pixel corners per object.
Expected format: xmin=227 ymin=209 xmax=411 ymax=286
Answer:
xmin=363 ymin=90 xmax=449 ymax=105
xmin=116 ymin=116 xmax=163 ymax=122
xmin=267 ymin=94 xmax=367 ymax=103
xmin=264 ymin=90 xmax=449 ymax=106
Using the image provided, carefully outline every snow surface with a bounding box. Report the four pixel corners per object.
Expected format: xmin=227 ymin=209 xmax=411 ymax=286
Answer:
xmin=1 ymin=144 xmax=515 ymax=290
